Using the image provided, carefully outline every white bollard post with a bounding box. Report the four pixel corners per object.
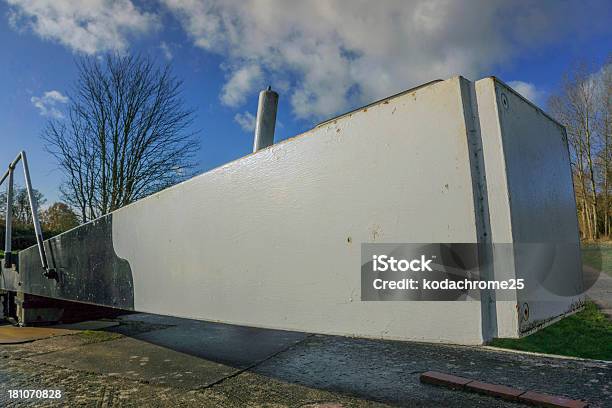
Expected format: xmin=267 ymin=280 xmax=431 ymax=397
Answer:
xmin=253 ymin=86 xmax=279 ymax=152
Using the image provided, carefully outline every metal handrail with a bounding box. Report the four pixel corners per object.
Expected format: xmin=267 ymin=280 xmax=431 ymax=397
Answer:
xmin=1 ymin=151 xmax=55 ymax=278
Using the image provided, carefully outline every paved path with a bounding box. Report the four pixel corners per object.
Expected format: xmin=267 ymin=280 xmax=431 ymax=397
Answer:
xmin=584 ymin=265 xmax=612 ymax=319
xmin=0 ymin=313 xmax=609 ymax=407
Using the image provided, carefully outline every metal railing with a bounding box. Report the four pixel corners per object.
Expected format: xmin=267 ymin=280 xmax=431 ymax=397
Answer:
xmin=0 ymin=151 xmax=55 ymax=278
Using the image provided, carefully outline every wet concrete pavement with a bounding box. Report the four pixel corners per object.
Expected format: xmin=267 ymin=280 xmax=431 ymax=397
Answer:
xmin=584 ymin=265 xmax=612 ymax=319
xmin=0 ymin=313 xmax=609 ymax=407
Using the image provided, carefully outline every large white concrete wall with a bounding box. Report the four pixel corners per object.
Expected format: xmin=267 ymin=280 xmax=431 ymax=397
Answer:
xmin=112 ymin=77 xmax=487 ymax=344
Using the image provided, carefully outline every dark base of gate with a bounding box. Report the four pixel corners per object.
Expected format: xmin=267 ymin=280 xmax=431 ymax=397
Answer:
xmin=1 ymin=291 xmax=128 ymax=326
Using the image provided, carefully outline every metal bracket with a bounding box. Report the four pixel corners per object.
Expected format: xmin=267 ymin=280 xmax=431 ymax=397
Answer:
xmin=1 ymin=151 xmax=56 ymax=279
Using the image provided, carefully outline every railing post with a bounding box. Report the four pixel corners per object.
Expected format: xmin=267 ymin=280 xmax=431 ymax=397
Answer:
xmin=20 ymin=151 xmax=50 ymax=272
xmin=4 ymin=168 xmax=14 ymax=268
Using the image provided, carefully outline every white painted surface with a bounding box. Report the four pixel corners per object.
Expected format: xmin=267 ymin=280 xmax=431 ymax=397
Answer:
xmin=491 ymin=79 xmax=583 ymax=332
xmin=476 ymin=78 xmax=583 ymax=335
xmin=475 ymin=78 xmax=521 ymax=338
xmin=113 ymin=77 xmax=487 ymax=344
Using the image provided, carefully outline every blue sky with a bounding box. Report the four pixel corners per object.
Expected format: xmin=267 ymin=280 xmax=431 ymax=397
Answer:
xmin=0 ymin=0 xmax=610 ymax=204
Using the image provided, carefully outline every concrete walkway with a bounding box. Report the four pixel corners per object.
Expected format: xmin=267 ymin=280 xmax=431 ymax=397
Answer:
xmin=584 ymin=265 xmax=612 ymax=319
xmin=0 ymin=313 xmax=609 ymax=407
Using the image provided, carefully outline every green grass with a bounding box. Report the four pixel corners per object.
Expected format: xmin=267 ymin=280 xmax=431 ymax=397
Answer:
xmin=76 ymin=330 xmax=122 ymax=344
xmin=582 ymin=242 xmax=612 ymax=276
xmin=490 ymin=302 xmax=612 ymax=360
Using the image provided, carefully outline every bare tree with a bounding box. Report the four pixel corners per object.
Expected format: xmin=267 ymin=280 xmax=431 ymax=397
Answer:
xmin=549 ymin=59 xmax=611 ymax=240
xmin=599 ymin=59 xmax=612 ymax=238
xmin=43 ymin=54 xmax=199 ymax=222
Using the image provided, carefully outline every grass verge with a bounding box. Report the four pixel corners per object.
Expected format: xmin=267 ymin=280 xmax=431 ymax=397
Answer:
xmin=490 ymin=302 xmax=612 ymax=360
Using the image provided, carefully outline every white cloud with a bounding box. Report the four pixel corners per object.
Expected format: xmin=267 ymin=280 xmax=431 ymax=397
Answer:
xmin=234 ymin=111 xmax=256 ymax=132
xmin=6 ymin=0 xmax=158 ymax=54
xmin=31 ymin=90 xmax=68 ymax=118
xmin=221 ymin=65 xmax=262 ymax=107
xmin=507 ymin=81 xmax=546 ymax=106
xmin=160 ymin=41 xmax=173 ymax=60
xmin=162 ymin=0 xmax=608 ymax=120
xmin=8 ymin=1 xmax=608 ymax=119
